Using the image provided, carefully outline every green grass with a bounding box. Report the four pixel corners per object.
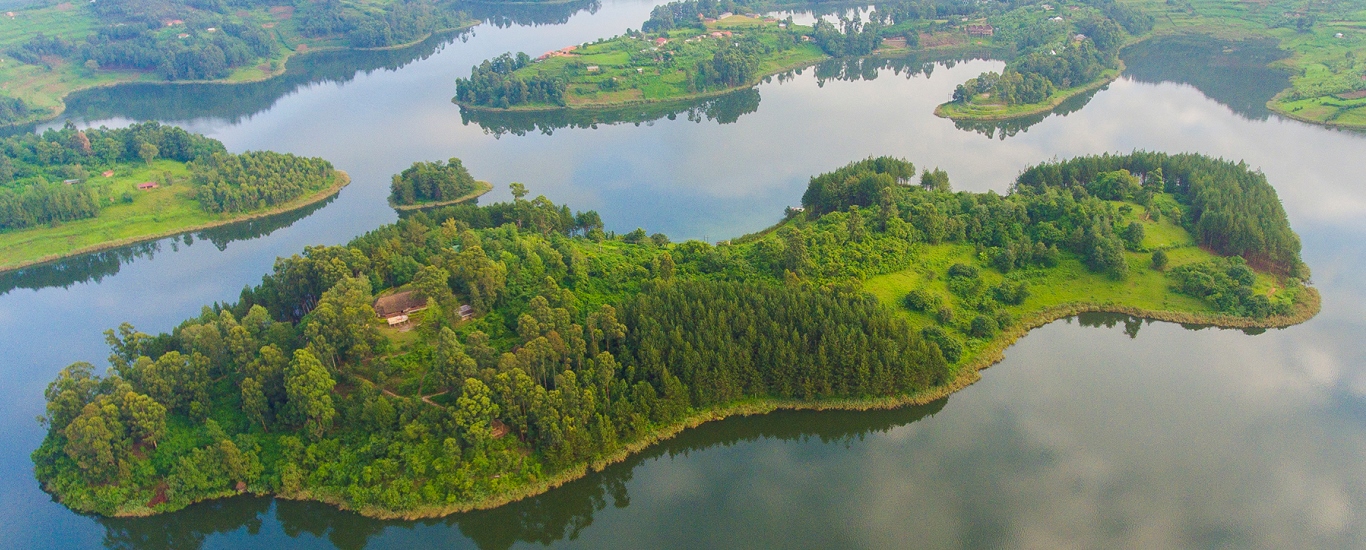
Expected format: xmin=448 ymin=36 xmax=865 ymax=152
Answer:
xmin=863 ymin=212 xmax=1292 ymax=366
xmin=0 ymin=165 xmax=348 ymax=271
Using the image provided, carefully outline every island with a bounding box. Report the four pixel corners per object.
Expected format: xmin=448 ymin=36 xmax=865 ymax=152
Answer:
xmin=33 ymin=150 xmax=1317 ymax=519
xmin=453 ymin=12 xmax=829 ymax=111
xmin=389 ymin=158 xmax=493 ymax=211
xmin=932 ymin=1 xmax=1152 ymax=122
xmin=0 ymin=122 xmax=348 ymax=273
xmin=0 ymin=0 xmax=478 ymax=127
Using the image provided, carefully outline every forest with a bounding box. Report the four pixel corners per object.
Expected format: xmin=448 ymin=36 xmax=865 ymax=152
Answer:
xmin=33 ymin=151 xmax=1314 ymax=518
xmin=389 ymin=158 xmax=483 ymax=206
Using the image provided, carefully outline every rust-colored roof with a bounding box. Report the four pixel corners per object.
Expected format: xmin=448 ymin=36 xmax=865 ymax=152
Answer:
xmin=373 ymin=290 xmax=428 ymax=318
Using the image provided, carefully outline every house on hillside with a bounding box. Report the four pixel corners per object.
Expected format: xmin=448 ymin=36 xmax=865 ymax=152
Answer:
xmin=373 ymin=290 xmax=429 ymax=326
xmin=967 ymin=24 xmax=994 ymax=36
xmin=458 ymin=304 xmax=475 ymax=321
xmin=138 ymin=182 xmax=159 ymax=190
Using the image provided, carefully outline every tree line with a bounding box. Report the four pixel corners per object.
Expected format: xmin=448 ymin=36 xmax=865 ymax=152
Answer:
xmin=192 ymin=151 xmax=337 ymax=214
xmin=454 ymin=52 xmax=567 ymax=108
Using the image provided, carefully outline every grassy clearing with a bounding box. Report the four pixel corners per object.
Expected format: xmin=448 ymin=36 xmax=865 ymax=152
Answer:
xmin=0 ymin=169 xmax=349 ymax=272
xmin=863 ymin=209 xmax=1297 ymax=368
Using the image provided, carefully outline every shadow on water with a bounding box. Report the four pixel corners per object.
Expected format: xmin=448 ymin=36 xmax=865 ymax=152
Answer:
xmin=458 ymin=87 xmax=762 ymax=137
xmin=1071 ymin=311 xmax=1269 ymax=337
xmin=1121 ymin=34 xmax=1290 ymax=121
xmin=462 ymin=0 xmax=601 ymax=28
xmin=0 ymin=192 xmax=336 ymax=295
xmin=55 ymin=28 xmax=474 ymax=126
xmin=94 ymin=399 xmax=947 ymax=550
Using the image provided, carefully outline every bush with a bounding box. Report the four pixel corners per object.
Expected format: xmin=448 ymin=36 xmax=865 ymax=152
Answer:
xmin=969 ymin=315 xmax=997 ymax=338
xmin=1151 ymin=249 xmax=1168 ymax=271
xmin=992 ymin=281 xmax=1030 ymax=305
xmin=921 ymin=326 xmax=962 ymax=363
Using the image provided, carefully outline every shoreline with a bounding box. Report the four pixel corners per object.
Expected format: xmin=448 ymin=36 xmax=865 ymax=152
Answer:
xmin=933 ymin=63 xmax=1126 ymax=122
xmin=390 ymin=181 xmax=494 ymax=211
xmin=0 ymin=171 xmax=351 ymax=275
xmin=105 ymin=285 xmax=1320 ymax=519
xmin=1 ymin=23 xmax=478 ymax=130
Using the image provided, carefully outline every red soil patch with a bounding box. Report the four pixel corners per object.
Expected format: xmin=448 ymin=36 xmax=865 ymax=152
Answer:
xmin=1336 ymin=90 xmax=1366 ymax=100
xmin=146 ymin=483 xmax=168 ymax=508
xmin=55 ymin=2 xmax=72 ymax=11
xmin=295 ymin=44 xmax=308 ymax=53
xmin=270 ymin=6 xmax=294 ymax=20
xmin=261 ymin=22 xmax=276 ymax=29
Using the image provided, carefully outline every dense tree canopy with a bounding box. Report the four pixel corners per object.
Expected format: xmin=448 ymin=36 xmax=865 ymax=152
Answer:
xmin=389 ymin=158 xmax=481 ymax=206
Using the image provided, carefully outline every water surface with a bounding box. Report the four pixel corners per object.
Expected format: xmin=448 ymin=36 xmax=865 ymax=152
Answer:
xmin=3 ymin=5 xmax=1365 ymax=547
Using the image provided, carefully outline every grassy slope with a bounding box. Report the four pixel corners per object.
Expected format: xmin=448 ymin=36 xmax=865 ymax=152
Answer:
xmin=460 ymin=16 xmax=828 ymax=111
xmin=1127 ymin=0 xmax=1366 ymax=129
xmin=863 ymin=202 xmax=1305 ymax=373
xmin=0 ymin=0 xmax=471 ymax=126
xmin=0 ymin=166 xmax=350 ymax=272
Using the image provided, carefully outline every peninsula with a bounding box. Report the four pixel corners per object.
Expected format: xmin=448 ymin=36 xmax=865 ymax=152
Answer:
xmin=0 ymin=0 xmax=476 ymax=127
xmin=933 ymin=1 xmax=1152 ymax=122
xmin=0 ymin=122 xmax=347 ymax=273
xmin=34 ymin=151 xmax=1316 ymax=519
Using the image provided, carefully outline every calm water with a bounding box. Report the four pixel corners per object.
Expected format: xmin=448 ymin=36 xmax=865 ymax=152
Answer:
xmin=4 ymin=1 xmax=1366 ymax=547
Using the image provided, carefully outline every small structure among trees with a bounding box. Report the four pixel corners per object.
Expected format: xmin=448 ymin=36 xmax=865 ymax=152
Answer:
xmin=373 ymin=290 xmax=428 ymax=326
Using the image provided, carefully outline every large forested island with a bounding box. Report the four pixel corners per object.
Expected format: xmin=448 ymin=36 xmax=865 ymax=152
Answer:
xmin=0 ymin=122 xmax=347 ymax=272
xmin=33 ymin=150 xmax=1317 ymax=519
xmin=0 ymin=0 xmax=477 ymax=127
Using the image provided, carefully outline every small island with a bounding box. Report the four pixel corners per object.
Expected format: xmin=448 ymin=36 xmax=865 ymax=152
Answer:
xmin=453 ymin=13 xmax=829 ymax=111
xmin=0 ymin=122 xmax=348 ymax=273
xmin=0 ymin=0 xmax=477 ymax=127
xmin=33 ymin=150 xmax=1317 ymax=519
xmin=389 ymin=158 xmax=493 ymax=211
xmin=934 ymin=1 xmax=1152 ymax=122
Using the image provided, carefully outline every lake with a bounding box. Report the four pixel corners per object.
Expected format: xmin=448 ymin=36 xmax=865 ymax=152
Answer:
xmin=3 ymin=1 xmax=1364 ymax=547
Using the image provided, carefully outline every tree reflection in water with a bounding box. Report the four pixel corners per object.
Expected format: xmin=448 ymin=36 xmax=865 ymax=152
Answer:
xmin=93 ymin=399 xmax=947 ymax=550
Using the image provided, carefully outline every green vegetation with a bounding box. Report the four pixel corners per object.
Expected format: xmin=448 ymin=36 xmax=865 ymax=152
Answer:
xmin=388 ymin=158 xmax=491 ymax=209
xmin=1129 ymin=0 xmax=1366 ymax=129
xmin=454 ymin=14 xmax=826 ymax=110
xmin=0 ymin=0 xmax=476 ymax=126
xmin=0 ymin=122 xmax=346 ymax=272
xmin=936 ymin=0 xmax=1152 ymax=121
xmin=33 ymin=151 xmax=1316 ymax=519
